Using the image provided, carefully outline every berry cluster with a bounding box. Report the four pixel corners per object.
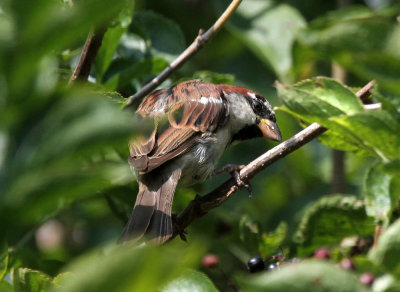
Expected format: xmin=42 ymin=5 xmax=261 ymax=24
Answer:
xmin=245 ymin=247 xmax=375 ymax=287
xmin=247 ymin=253 xmax=289 ymax=273
xmin=314 ymin=247 xmax=375 ymax=287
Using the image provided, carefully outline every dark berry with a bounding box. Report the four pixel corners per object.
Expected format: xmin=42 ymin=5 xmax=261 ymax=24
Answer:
xmin=359 ymin=273 xmax=374 ymax=286
xmin=247 ymin=256 xmax=265 ymax=273
xmin=314 ymin=248 xmax=331 ymax=259
xmin=267 ymin=263 xmax=279 ymax=271
xmin=340 ymin=258 xmax=355 ymax=270
xmin=202 ymin=254 xmax=220 ymax=268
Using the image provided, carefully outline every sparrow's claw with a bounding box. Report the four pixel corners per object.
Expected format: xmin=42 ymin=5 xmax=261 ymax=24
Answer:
xmin=213 ymin=164 xmax=252 ymax=197
xmin=179 ymin=231 xmax=188 ymax=242
xmin=231 ymin=171 xmax=253 ymax=198
xmin=213 ymin=164 xmax=245 ymax=176
xmin=172 ymin=213 xmax=188 ymax=242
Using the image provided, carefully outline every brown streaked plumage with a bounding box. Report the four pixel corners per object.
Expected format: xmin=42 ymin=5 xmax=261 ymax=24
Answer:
xmin=120 ymin=80 xmax=281 ymax=244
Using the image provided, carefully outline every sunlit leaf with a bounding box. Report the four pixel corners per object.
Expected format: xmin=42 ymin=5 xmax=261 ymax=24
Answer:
xmin=217 ymin=0 xmax=306 ymax=81
xmin=293 ymin=195 xmax=375 ymax=256
xmin=369 ymin=219 xmax=400 ymax=276
xmin=54 ymin=242 xmax=204 ymax=292
xmin=12 ymin=268 xmax=52 ymax=292
xmin=277 ymin=77 xmax=364 ymax=119
xmin=331 ymin=110 xmax=400 ymax=160
xmin=162 ymin=269 xmax=218 ymax=292
xmin=0 ymin=241 xmax=7 ymax=280
xmin=363 ymin=163 xmax=393 ymax=225
xmin=277 ymin=77 xmax=400 ymax=159
xmin=238 ymin=260 xmax=368 ymax=292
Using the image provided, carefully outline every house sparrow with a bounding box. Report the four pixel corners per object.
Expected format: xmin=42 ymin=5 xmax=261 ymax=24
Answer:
xmin=120 ymin=80 xmax=281 ymax=244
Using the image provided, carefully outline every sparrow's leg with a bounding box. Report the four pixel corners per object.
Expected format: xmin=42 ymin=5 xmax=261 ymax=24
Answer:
xmin=213 ymin=163 xmax=245 ymax=176
xmin=213 ymin=164 xmax=253 ymax=197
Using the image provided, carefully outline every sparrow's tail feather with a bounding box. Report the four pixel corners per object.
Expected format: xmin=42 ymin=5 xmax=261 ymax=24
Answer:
xmin=119 ymin=166 xmax=181 ymax=244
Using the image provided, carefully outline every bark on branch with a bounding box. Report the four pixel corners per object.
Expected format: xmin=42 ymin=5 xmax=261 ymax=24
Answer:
xmin=171 ymin=80 xmax=376 ymax=240
xmin=69 ymin=28 xmax=106 ymax=83
xmin=124 ymin=0 xmax=243 ymax=108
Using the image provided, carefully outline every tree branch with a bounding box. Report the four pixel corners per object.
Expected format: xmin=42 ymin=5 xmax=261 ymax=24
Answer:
xmin=171 ymin=80 xmax=376 ymax=240
xmin=69 ymin=28 xmax=106 ymax=83
xmin=123 ymin=0 xmax=243 ymax=108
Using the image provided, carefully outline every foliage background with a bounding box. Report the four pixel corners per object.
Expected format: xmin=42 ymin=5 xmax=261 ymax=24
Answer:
xmin=0 ymin=0 xmax=399 ymax=291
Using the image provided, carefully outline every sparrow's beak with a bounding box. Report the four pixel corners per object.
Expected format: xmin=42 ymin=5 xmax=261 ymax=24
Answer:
xmin=257 ymin=119 xmax=282 ymax=142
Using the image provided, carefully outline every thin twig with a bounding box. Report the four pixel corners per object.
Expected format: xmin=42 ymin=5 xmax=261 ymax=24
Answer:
xmin=69 ymin=28 xmax=106 ymax=83
xmin=171 ymin=81 xmax=376 ymax=240
xmin=124 ymin=0 xmax=243 ymax=108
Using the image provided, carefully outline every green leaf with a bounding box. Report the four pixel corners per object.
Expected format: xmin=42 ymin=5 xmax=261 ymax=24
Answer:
xmin=100 ymin=10 xmax=184 ymax=92
xmin=96 ymin=0 xmax=135 ymax=81
xmin=352 ymin=256 xmax=385 ymax=276
xmin=372 ymin=274 xmax=400 ymax=292
xmin=276 ymin=77 xmax=364 ymax=120
xmin=53 ymin=242 xmax=204 ymax=292
xmin=0 ymin=89 xmax=134 ymax=239
xmin=373 ymin=87 xmax=400 ymax=123
xmin=217 ymin=0 xmax=305 ymax=81
xmin=131 ymin=11 xmax=185 ymax=63
xmin=161 ymin=269 xmax=218 ymax=292
xmin=293 ymin=195 xmax=375 ymax=256
xmin=104 ymin=56 xmax=169 ymax=91
xmin=299 ymin=10 xmax=392 ymax=56
xmin=299 ymin=8 xmax=400 ymax=95
xmin=4 ymin=0 xmax=129 ymax=100
xmin=239 ymin=215 xmax=261 ymax=256
xmin=12 ymin=268 xmax=52 ymax=292
xmin=238 ymin=260 xmax=368 ymax=292
xmin=369 ymin=219 xmax=400 ymax=276
xmin=0 ymin=241 xmax=7 ymax=280
xmin=259 ymin=222 xmax=287 ymax=259
xmin=363 ymin=163 xmax=393 ymax=225
xmin=0 ymin=280 xmax=13 ymax=292
xmin=331 ymin=110 xmax=400 ymax=160
xmin=277 ymin=78 xmax=400 ymax=159
xmin=97 ymin=26 xmax=128 ymax=81
xmin=239 ymin=216 xmax=287 ymax=258
xmin=51 ymin=273 xmax=71 ymax=290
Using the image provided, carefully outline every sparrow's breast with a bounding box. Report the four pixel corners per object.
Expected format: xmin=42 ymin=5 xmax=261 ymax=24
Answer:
xmin=178 ymin=127 xmax=231 ymax=186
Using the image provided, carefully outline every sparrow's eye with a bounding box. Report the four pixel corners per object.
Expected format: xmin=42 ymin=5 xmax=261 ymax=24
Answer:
xmin=254 ymin=102 xmax=263 ymax=112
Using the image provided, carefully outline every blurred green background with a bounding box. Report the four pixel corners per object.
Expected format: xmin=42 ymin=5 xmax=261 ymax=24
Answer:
xmin=1 ymin=0 xmax=400 ymax=291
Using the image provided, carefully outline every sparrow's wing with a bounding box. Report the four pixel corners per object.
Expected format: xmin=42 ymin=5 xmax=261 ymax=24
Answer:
xmin=130 ymin=80 xmax=229 ymax=174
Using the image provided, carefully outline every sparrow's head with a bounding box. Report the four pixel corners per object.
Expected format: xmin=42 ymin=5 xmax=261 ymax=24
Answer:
xmin=218 ymin=84 xmax=282 ymax=142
